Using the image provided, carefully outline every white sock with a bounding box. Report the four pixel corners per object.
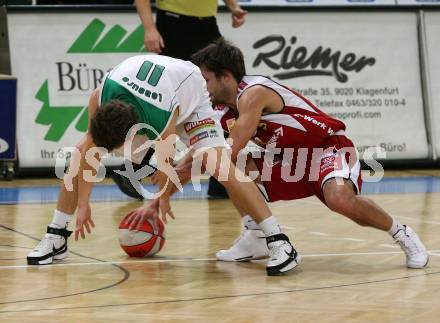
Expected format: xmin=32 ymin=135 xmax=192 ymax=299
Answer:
xmin=259 ymin=216 xmax=282 ymax=237
xmin=388 ymin=217 xmax=404 ymax=237
xmin=242 ymin=215 xmax=260 ymax=230
xmin=50 ymin=210 xmax=73 ymax=229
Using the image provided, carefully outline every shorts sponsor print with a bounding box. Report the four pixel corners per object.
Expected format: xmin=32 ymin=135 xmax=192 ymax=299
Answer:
xmin=185 ymin=117 xmax=222 ymax=146
xmin=184 ymin=118 xmax=216 ymax=135
xmin=190 ymin=131 xmax=209 ymax=145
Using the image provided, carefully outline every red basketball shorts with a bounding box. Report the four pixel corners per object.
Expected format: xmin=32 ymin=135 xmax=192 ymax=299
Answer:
xmin=253 ymin=134 xmax=362 ymax=205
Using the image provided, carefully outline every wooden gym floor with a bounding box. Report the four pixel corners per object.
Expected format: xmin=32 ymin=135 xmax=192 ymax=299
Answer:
xmin=0 ymin=170 xmax=439 ymax=322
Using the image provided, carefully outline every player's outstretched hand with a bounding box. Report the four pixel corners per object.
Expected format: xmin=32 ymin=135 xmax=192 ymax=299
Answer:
xmin=126 ymin=199 xmax=160 ymax=231
xmin=75 ymin=203 xmax=95 ymax=241
xmin=159 ymin=197 xmax=175 ymax=224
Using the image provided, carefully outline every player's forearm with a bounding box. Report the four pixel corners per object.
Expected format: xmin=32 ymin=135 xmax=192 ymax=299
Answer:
xmin=77 ymin=145 xmax=100 ymax=207
xmin=77 ymin=163 xmax=94 ymax=208
xmin=135 ymin=0 xmax=156 ymax=29
xmin=77 ymin=179 xmax=94 ymax=208
xmin=170 ymin=171 xmax=192 ymax=195
xmin=229 ymin=132 xmax=249 ymax=164
xmin=154 ymin=170 xmax=174 ymax=201
xmin=161 ymin=153 xmax=195 ymax=196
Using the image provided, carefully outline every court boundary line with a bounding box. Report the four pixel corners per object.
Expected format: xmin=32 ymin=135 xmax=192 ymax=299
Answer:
xmin=0 ymin=225 xmax=131 ymax=305
xmin=1 ymin=250 xmax=439 ymax=270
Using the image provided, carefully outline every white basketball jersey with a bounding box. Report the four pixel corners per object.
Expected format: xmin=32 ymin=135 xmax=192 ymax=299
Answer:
xmin=99 ymin=54 xmax=210 ymax=139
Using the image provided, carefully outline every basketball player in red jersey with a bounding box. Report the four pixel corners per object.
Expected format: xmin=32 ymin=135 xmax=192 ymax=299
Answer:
xmin=190 ymin=38 xmax=429 ymax=269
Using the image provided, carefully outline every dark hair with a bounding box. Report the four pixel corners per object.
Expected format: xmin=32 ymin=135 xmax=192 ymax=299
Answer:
xmin=90 ymin=99 xmax=139 ymax=151
xmin=191 ymin=38 xmax=246 ymax=82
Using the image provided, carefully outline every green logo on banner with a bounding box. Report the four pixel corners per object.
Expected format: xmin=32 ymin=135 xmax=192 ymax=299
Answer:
xmin=68 ymin=18 xmax=145 ymax=53
xmin=35 ymin=81 xmax=88 ymax=142
xmin=35 ymin=18 xmax=145 ymax=142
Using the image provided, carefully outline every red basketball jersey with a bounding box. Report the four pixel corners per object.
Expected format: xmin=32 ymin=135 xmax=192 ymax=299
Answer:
xmin=217 ymin=75 xmax=346 ymax=150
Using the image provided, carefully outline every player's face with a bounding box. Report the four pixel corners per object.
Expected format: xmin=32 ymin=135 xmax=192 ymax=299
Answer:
xmin=200 ymin=67 xmax=228 ymax=105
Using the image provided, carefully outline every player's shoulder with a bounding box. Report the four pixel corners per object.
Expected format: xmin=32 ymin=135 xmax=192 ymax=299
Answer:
xmin=150 ymin=55 xmax=199 ymax=82
xmin=238 ymin=75 xmax=275 ymax=99
xmin=240 ymin=75 xmax=273 ymax=87
xmin=238 ymin=75 xmax=276 ymax=95
xmin=144 ymin=55 xmax=196 ymax=70
xmin=118 ymin=54 xmax=196 ymax=73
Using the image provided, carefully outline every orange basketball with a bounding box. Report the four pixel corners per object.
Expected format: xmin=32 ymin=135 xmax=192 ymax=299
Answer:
xmin=119 ymin=214 xmax=166 ymax=257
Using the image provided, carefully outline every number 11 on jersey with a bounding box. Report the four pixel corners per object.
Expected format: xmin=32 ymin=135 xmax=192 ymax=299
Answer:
xmin=136 ymin=60 xmax=165 ymax=87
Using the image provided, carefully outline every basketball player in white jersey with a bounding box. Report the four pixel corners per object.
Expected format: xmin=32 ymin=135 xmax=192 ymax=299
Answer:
xmin=189 ymin=39 xmax=429 ymax=269
xmin=27 ymin=54 xmax=300 ymax=276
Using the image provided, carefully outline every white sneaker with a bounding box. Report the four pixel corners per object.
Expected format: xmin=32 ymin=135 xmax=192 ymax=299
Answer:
xmin=393 ymin=225 xmax=429 ymax=269
xmin=27 ymin=226 xmax=72 ymax=265
xmin=266 ymin=233 xmax=301 ymax=276
xmin=216 ymin=229 xmax=269 ymax=261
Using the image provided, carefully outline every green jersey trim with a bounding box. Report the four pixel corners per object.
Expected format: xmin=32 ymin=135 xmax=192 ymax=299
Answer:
xmin=101 ymin=78 xmax=174 ymax=140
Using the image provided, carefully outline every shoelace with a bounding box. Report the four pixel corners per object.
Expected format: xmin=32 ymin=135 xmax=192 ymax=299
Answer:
xmin=34 ymin=236 xmax=53 ymax=251
xmin=34 ymin=235 xmax=62 ymax=251
xmin=396 ymin=232 xmax=421 ymax=256
xmin=268 ymin=240 xmax=287 ymax=261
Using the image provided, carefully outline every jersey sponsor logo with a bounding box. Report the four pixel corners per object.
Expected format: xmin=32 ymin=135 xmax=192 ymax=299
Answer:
xmin=209 ymin=129 xmax=219 ymax=138
xmin=294 ymin=113 xmax=335 ymax=135
xmin=190 ymin=131 xmax=209 ymax=145
xmin=184 ymin=118 xmax=216 ymax=134
xmin=122 ymin=77 xmax=163 ymax=103
xmin=262 ymin=113 xmax=308 ymax=132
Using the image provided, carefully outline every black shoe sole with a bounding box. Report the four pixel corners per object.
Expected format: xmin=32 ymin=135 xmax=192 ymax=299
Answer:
xmin=27 ymin=245 xmax=68 ymax=265
xmin=266 ymin=255 xmax=301 ymax=276
xmin=27 ymin=252 xmax=54 ymax=265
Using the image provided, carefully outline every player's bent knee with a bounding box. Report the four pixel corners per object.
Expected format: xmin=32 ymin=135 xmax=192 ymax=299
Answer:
xmin=324 ymin=187 xmax=356 ymax=215
xmin=326 ymin=197 xmax=366 ymax=225
xmin=326 ymin=195 xmax=350 ymax=214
